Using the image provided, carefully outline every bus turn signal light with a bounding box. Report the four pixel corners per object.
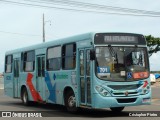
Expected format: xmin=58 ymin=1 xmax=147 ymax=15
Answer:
xmin=143 ymin=81 xmax=148 ymax=88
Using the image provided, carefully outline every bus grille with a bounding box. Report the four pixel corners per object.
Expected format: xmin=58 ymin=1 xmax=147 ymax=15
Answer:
xmin=108 ymin=84 xmax=141 ymax=90
xmin=113 ymin=92 xmax=138 ymax=96
xmin=116 ymin=98 xmax=137 ymax=103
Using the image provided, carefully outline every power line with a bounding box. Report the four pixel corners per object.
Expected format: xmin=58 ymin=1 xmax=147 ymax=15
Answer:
xmin=0 ymin=30 xmax=53 ymax=39
xmin=1 ymin=0 xmax=160 ymax=17
xmin=0 ymin=30 xmax=41 ymax=37
xmin=24 ymin=0 xmax=160 ymax=15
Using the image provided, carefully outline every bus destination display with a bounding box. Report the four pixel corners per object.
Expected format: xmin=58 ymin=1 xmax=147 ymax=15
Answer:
xmin=94 ymin=33 xmax=146 ymax=45
xmin=104 ymin=36 xmax=138 ymax=43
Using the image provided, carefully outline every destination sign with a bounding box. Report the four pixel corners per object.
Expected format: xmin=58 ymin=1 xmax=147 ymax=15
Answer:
xmin=104 ymin=36 xmax=138 ymax=43
xmin=94 ymin=33 xmax=146 ymax=45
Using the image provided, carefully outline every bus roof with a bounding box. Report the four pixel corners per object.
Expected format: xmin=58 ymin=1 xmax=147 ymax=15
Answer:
xmin=5 ymin=32 xmax=94 ymax=55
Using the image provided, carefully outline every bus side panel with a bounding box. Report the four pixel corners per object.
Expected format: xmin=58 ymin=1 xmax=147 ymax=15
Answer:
xmin=45 ymin=71 xmax=56 ymax=104
xmin=45 ymin=71 xmax=78 ymax=105
xmin=4 ymin=73 xmax=14 ymax=97
xmin=20 ymin=72 xmax=37 ymax=102
xmin=57 ymin=71 xmax=77 ymax=105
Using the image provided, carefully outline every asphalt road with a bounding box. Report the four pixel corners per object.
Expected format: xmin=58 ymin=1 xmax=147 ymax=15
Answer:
xmin=0 ymin=86 xmax=160 ymax=120
xmin=151 ymin=86 xmax=160 ymax=99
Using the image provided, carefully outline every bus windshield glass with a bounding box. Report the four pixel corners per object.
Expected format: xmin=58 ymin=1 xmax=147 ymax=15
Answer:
xmin=96 ymin=46 xmax=149 ymax=81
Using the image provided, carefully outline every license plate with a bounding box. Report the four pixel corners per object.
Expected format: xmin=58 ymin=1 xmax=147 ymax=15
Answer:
xmin=142 ymin=98 xmax=151 ymax=103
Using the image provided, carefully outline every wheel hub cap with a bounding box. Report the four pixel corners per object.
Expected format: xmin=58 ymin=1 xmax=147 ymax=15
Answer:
xmin=68 ymin=96 xmax=75 ymax=107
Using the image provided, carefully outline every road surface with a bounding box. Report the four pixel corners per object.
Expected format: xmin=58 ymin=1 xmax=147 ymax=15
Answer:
xmin=0 ymin=86 xmax=159 ymax=119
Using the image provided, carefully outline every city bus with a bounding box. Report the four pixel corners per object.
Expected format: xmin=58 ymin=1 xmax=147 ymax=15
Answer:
xmin=4 ymin=32 xmax=151 ymax=112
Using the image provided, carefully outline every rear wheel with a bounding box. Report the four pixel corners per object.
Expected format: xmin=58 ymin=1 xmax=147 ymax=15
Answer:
xmin=21 ymin=88 xmax=30 ymax=105
xmin=110 ymin=107 xmax=124 ymax=112
xmin=65 ymin=90 xmax=78 ymax=112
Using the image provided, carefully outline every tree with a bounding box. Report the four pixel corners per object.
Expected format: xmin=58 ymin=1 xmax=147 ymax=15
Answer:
xmin=145 ymin=35 xmax=160 ymax=56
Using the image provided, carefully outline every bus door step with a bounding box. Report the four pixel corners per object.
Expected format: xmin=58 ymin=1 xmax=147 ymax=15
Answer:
xmin=80 ymin=105 xmax=92 ymax=109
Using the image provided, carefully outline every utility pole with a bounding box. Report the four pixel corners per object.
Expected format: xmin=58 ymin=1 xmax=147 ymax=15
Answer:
xmin=42 ymin=13 xmax=51 ymax=43
xmin=43 ymin=13 xmax=45 ymax=42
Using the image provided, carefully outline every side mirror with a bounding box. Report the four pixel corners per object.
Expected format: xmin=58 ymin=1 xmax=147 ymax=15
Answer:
xmin=90 ymin=49 xmax=95 ymax=60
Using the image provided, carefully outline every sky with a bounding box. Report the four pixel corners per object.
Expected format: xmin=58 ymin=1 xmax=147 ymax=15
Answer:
xmin=0 ymin=0 xmax=160 ymax=72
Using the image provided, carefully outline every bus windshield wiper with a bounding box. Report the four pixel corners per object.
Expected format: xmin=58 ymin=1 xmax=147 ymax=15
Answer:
xmin=108 ymin=46 xmax=118 ymax=65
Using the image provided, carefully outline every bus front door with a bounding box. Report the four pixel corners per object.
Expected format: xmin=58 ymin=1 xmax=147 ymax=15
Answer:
xmin=13 ymin=59 xmax=20 ymax=98
xmin=79 ymin=49 xmax=91 ymax=106
xmin=36 ymin=55 xmax=46 ymax=102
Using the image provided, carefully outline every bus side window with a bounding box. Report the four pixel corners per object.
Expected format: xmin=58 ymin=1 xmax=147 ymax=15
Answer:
xmin=23 ymin=51 xmax=35 ymax=72
xmin=47 ymin=46 xmax=61 ymax=71
xmin=62 ymin=43 xmax=76 ymax=70
xmin=5 ymin=55 xmax=13 ymax=73
xmin=21 ymin=53 xmax=24 ymax=72
xmin=80 ymin=50 xmax=84 ymax=76
xmin=14 ymin=60 xmax=19 ymax=77
xmin=86 ymin=50 xmax=90 ymax=76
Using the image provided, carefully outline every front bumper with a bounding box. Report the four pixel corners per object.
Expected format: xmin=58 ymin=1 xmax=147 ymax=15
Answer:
xmin=92 ymin=93 xmax=151 ymax=108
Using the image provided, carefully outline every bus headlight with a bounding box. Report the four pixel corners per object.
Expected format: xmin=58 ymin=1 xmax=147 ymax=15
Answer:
xmin=143 ymin=87 xmax=150 ymax=94
xmin=95 ymin=86 xmax=111 ymax=97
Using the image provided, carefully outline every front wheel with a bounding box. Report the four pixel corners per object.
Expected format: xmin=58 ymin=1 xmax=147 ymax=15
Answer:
xmin=65 ymin=91 xmax=78 ymax=112
xmin=110 ymin=107 xmax=124 ymax=112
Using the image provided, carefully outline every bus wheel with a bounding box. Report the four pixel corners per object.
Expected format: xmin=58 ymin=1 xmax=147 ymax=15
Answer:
xmin=22 ymin=88 xmax=30 ymax=106
xmin=65 ymin=90 xmax=78 ymax=112
xmin=110 ymin=107 xmax=124 ymax=112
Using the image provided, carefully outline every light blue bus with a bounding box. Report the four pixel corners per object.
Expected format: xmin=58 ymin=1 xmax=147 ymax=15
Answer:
xmin=4 ymin=32 xmax=151 ymax=112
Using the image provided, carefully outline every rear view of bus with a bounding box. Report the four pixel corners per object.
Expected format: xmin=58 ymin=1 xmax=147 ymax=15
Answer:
xmin=91 ymin=33 xmax=151 ymax=111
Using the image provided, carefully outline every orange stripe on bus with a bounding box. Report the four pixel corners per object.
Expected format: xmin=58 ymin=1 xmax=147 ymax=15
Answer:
xmin=26 ymin=73 xmax=42 ymax=102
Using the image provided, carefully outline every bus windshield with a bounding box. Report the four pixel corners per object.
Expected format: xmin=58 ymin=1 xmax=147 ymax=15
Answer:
xmin=96 ymin=46 xmax=149 ymax=81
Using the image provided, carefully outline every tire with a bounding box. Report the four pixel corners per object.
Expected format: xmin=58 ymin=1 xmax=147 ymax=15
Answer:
xmin=65 ymin=90 xmax=78 ymax=112
xmin=21 ymin=88 xmax=30 ymax=106
xmin=110 ymin=107 xmax=124 ymax=112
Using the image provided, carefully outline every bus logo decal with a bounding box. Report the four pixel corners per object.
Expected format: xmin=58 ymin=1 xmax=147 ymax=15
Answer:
xmin=53 ymin=73 xmax=68 ymax=80
xmin=26 ymin=73 xmax=42 ymax=101
xmin=45 ymin=72 xmax=56 ymax=102
xmin=124 ymin=91 xmax=129 ymax=96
